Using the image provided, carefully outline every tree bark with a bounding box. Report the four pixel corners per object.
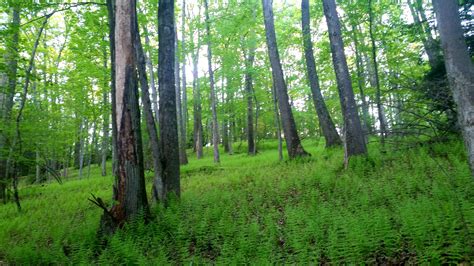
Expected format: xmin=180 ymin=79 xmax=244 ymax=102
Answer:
xmin=158 ymin=0 xmax=181 ymax=201
xmin=244 ymin=32 xmax=256 ymax=155
xmin=100 ymin=0 xmax=149 ymax=233
xmin=272 ymin=84 xmax=283 ymax=161
xmin=262 ymin=0 xmax=309 ymax=159
xmin=301 ymin=0 xmax=341 ymax=148
xmin=101 ymin=51 xmax=109 ymax=177
xmin=433 ymin=0 xmax=474 ymax=176
xmin=204 ymin=0 xmax=220 ymax=163
xmin=181 ymin=0 xmax=188 ymax=153
xmin=322 ymin=0 xmax=367 ymax=158
xmin=141 ymin=25 xmax=159 ymax=123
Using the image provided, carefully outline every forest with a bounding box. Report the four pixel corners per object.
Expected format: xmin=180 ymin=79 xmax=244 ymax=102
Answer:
xmin=0 ymin=0 xmax=474 ymax=263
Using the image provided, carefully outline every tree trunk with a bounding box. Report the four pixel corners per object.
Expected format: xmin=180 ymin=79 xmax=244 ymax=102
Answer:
xmin=181 ymin=0 xmax=188 ymax=152
xmin=433 ymin=0 xmax=474 ymax=176
xmin=87 ymin=121 xmax=97 ymax=178
xmin=101 ymin=51 xmax=109 ymax=177
xmin=106 ymin=0 xmax=119 ymax=196
xmin=192 ymin=44 xmax=204 ymax=159
xmin=78 ymin=118 xmax=87 ymax=179
xmin=204 ymin=0 xmax=220 ymax=163
xmin=322 ymin=0 xmax=367 ymax=158
xmin=244 ymin=34 xmax=256 ymax=155
xmin=272 ymin=84 xmax=284 ymax=161
xmin=301 ymin=0 xmax=341 ymax=148
xmin=141 ymin=25 xmax=159 ymax=123
xmin=262 ymin=0 xmax=309 ymax=159
xmin=368 ymin=0 xmax=387 ymax=146
xmin=133 ymin=7 xmax=164 ymax=203
xmin=175 ymin=27 xmax=188 ymax=165
xmin=100 ymin=0 xmax=149 ymax=234
xmin=157 ymin=0 xmax=181 ymax=201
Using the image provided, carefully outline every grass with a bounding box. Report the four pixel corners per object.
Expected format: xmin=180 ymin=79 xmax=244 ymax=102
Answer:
xmin=0 ymin=138 xmax=473 ymax=264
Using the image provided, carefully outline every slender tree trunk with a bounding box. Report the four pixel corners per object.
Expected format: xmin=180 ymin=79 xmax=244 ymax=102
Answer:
xmin=141 ymin=25 xmax=159 ymax=122
xmin=181 ymin=0 xmax=188 ymax=150
xmin=100 ymin=0 xmax=149 ymax=234
xmin=101 ymin=52 xmax=109 ymax=177
xmin=301 ymin=0 xmax=341 ymax=148
xmin=262 ymin=0 xmax=309 ymax=159
xmin=272 ymin=84 xmax=283 ymax=161
xmin=322 ymin=0 xmax=367 ymax=159
xmin=408 ymin=0 xmax=440 ymax=68
xmin=433 ymin=0 xmax=474 ymax=176
xmin=78 ymin=118 xmax=87 ymax=179
xmin=368 ymin=0 xmax=387 ymax=146
xmin=204 ymin=0 xmax=220 ymax=163
xmin=133 ymin=7 xmax=164 ymax=203
xmin=158 ymin=0 xmax=181 ymax=201
xmin=87 ymin=121 xmax=97 ymax=178
xmin=36 ymin=149 xmax=41 ymax=183
xmin=192 ymin=46 xmax=204 ymax=159
xmin=175 ymin=27 xmax=188 ymax=165
xmin=244 ymin=35 xmax=256 ymax=155
xmin=351 ymin=23 xmax=372 ymax=137
xmin=106 ymin=0 xmax=119 ymax=198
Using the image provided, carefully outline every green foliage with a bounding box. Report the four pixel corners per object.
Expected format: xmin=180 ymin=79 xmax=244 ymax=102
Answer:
xmin=1 ymin=139 xmax=473 ymax=264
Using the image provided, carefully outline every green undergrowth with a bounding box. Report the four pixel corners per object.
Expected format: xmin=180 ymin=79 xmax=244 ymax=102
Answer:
xmin=1 ymin=138 xmax=473 ymax=264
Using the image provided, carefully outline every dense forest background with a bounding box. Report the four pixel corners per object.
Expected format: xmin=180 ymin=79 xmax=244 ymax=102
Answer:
xmin=0 ymin=0 xmax=474 ymax=263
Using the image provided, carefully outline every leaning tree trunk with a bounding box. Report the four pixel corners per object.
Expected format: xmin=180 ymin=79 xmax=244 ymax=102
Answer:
xmin=99 ymin=0 xmax=149 ymax=235
xmin=433 ymin=0 xmax=474 ymax=176
xmin=157 ymin=0 xmax=181 ymax=202
xmin=322 ymin=0 xmax=367 ymax=159
xmin=133 ymin=7 xmax=164 ymax=202
xmin=204 ymin=0 xmax=220 ymax=163
xmin=262 ymin=0 xmax=309 ymax=159
xmin=301 ymin=0 xmax=341 ymax=148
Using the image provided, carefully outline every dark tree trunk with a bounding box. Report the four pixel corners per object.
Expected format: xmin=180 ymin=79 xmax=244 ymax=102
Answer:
xmin=181 ymin=0 xmax=188 ymax=153
xmin=322 ymin=0 xmax=367 ymax=159
xmin=141 ymin=25 xmax=159 ymax=122
xmin=433 ymin=0 xmax=474 ymax=176
xmin=101 ymin=50 xmax=109 ymax=177
xmin=262 ymin=0 xmax=309 ymax=159
xmin=133 ymin=6 xmax=163 ymax=202
xmin=301 ymin=0 xmax=341 ymax=148
xmin=204 ymin=0 xmax=220 ymax=163
xmin=100 ymin=0 xmax=149 ymax=234
xmin=244 ymin=33 xmax=256 ymax=155
xmin=158 ymin=0 xmax=180 ymax=201
xmin=368 ymin=0 xmax=387 ymax=146
xmin=272 ymin=84 xmax=283 ymax=161
xmin=106 ymin=0 xmax=119 ymax=195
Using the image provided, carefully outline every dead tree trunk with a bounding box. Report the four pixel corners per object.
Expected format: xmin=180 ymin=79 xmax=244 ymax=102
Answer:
xmin=99 ymin=0 xmax=149 ymax=234
xmin=301 ymin=0 xmax=341 ymax=148
xmin=204 ymin=0 xmax=220 ymax=163
xmin=262 ymin=0 xmax=309 ymax=159
xmin=322 ymin=0 xmax=367 ymax=159
xmin=433 ymin=0 xmax=474 ymax=176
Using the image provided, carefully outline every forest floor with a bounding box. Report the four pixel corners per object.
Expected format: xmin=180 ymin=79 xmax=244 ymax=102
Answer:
xmin=1 ymin=138 xmax=474 ymax=264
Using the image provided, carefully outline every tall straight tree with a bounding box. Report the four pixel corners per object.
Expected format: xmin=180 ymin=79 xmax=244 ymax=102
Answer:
xmin=262 ymin=0 xmax=309 ymax=159
xmin=368 ymin=0 xmax=387 ymax=146
xmin=181 ymin=0 xmax=188 ymax=154
xmin=301 ymin=0 xmax=341 ymax=148
xmin=191 ymin=22 xmax=204 ymax=159
xmin=433 ymin=0 xmax=474 ymax=176
xmin=158 ymin=0 xmax=181 ymax=200
xmin=204 ymin=0 xmax=220 ymax=163
xmin=322 ymin=0 xmax=367 ymax=159
xmin=100 ymin=0 xmax=149 ymax=232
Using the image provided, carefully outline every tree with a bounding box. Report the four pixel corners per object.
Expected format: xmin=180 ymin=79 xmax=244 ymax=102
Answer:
xmin=433 ymin=0 xmax=474 ymax=176
xmin=301 ymin=0 xmax=341 ymax=148
xmin=322 ymin=0 xmax=367 ymax=160
xmin=204 ymin=0 xmax=220 ymax=163
xmin=99 ymin=0 xmax=149 ymax=233
xmin=158 ymin=0 xmax=181 ymax=201
xmin=262 ymin=0 xmax=309 ymax=159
